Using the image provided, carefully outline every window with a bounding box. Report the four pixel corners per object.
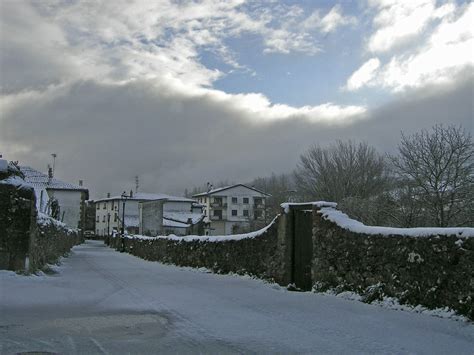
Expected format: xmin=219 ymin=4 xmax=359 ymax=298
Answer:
xmin=243 ymin=209 xmax=249 ymax=217
xmin=103 ymin=215 xmax=106 ymax=222
xmin=96 ymin=204 xmax=100 ymax=210
xmin=115 ymin=205 xmax=118 ymax=211
xmin=213 ymin=210 xmax=222 ymax=219
xmin=254 ymin=197 xmax=262 ymax=205
xmin=254 ymin=210 xmax=262 ymax=219
xmin=243 ymin=197 xmax=249 ymax=204
xmin=232 ymin=197 xmax=238 ymax=204
xmin=111 ymin=201 xmax=114 ymax=210
xmin=96 ymin=216 xmax=99 ymax=222
xmin=232 ymin=210 xmax=237 ymax=216
xmin=96 ymin=229 xmax=99 ymax=235
xmin=103 ymin=203 xmax=106 ymax=209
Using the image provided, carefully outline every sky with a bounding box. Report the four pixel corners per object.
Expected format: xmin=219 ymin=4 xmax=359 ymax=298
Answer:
xmin=0 ymin=0 xmax=473 ymax=198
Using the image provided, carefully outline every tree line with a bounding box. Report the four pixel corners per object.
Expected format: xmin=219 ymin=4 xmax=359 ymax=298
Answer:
xmin=251 ymin=124 xmax=473 ymax=228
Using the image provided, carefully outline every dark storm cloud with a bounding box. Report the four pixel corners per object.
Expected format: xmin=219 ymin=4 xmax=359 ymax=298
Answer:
xmin=1 ymin=75 xmax=472 ymax=198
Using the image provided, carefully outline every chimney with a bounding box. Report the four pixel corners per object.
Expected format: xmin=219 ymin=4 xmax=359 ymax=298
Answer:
xmin=47 ymin=165 xmax=53 ymax=179
xmin=130 ymin=189 xmax=133 ymax=198
xmin=107 ymin=192 xmax=110 ymax=198
xmin=79 ymin=180 xmax=83 ymax=187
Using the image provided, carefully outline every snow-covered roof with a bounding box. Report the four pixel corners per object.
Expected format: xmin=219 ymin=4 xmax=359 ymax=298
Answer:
xmin=163 ymin=219 xmax=189 ymax=228
xmin=163 ymin=212 xmax=204 ymax=225
xmin=95 ymin=192 xmax=196 ymax=203
xmin=20 ymin=166 xmax=87 ymax=191
xmin=192 ymin=184 xmax=270 ymax=197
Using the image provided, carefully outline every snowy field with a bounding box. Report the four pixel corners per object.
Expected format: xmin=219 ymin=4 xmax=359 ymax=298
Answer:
xmin=1 ymin=241 xmax=473 ymax=354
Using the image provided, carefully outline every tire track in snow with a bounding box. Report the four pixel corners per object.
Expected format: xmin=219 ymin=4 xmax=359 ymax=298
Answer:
xmin=80 ymin=249 xmax=246 ymax=354
xmin=85 ymin=246 xmax=397 ymax=353
xmin=89 ymin=337 xmax=109 ymax=354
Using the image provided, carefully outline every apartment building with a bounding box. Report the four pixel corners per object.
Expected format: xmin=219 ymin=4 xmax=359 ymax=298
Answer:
xmin=193 ymin=184 xmax=270 ymax=235
xmin=94 ymin=191 xmax=203 ymax=237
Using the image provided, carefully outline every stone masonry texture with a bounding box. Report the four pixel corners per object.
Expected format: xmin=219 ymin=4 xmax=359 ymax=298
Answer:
xmin=107 ymin=219 xmax=288 ymax=285
xmin=1 ymin=178 xmax=83 ymax=272
xmin=312 ymin=208 xmax=474 ymax=320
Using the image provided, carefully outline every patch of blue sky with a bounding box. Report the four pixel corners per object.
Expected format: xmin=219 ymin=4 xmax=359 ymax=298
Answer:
xmin=206 ymin=27 xmax=389 ymax=107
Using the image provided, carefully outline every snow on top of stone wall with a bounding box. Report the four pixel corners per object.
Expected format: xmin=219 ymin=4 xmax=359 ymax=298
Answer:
xmin=280 ymin=201 xmax=337 ymax=213
xmin=0 ymin=175 xmax=32 ymax=191
xmin=124 ymin=215 xmax=279 ymax=242
xmin=37 ymin=212 xmax=77 ymax=235
xmin=319 ymin=207 xmax=474 ymax=238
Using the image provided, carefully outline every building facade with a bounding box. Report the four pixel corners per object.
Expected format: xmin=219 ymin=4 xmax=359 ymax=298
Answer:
xmin=94 ymin=192 xmax=203 ymax=237
xmin=193 ymin=184 xmax=270 ymax=235
xmin=20 ymin=166 xmax=89 ymax=230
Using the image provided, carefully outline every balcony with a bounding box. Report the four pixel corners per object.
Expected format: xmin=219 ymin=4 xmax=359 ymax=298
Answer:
xmin=253 ymin=203 xmax=265 ymax=210
xmin=210 ymin=215 xmax=224 ymax=221
xmin=210 ymin=202 xmax=227 ymax=209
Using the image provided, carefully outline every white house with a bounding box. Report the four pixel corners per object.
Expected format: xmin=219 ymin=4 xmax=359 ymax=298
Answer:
xmin=20 ymin=166 xmax=89 ymax=229
xmin=192 ymin=184 xmax=270 ymax=235
xmin=93 ymin=192 xmax=204 ymax=237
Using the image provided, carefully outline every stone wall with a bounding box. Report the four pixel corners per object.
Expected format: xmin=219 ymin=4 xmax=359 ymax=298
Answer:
xmin=104 ymin=201 xmax=473 ymax=319
xmin=28 ymin=216 xmax=84 ymax=271
xmin=312 ymin=207 xmax=474 ymax=319
xmin=0 ymin=181 xmax=36 ymax=270
xmin=107 ymin=216 xmax=289 ymax=284
xmin=1 ymin=165 xmax=83 ymax=272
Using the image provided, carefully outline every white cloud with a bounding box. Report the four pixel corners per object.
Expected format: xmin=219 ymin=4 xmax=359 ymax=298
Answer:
xmin=0 ymin=0 xmax=366 ymax=125
xmin=304 ymin=5 xmax=357 ymax=34
xmin=346 ymin=58 xmax=381 ymax=91
xmin=367 ymin=0 xmax=448 ymax=53
xmin=262 ymin=29 xmax=320 ymax=55
xmin=210 ymin=90 xmax=367 ymax=123
xmin=1 ymin=77 xmax=471 ymax=197
xmin=347 ymin=2 xmax=473 ymax=92
xmin=378 ymin=2 xmax=474 ymax=92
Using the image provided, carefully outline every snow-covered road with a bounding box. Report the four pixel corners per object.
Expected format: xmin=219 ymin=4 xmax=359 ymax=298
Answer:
xmin=1 ymin=240 xmax=473 ymax=354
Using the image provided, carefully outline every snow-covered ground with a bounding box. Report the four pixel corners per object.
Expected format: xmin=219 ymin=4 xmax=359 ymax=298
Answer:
xmin=1 ymin=241 xmax=473 ymax=354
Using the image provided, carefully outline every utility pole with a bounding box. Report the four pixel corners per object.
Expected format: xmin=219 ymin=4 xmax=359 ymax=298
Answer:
xmin=120 ymin=191 xmax=131 ymax=252
xmin=121 ymin=192 xmax=129 ymax=235
xmin=51 ymin=153 xmax=57 ymax=177
xmin=107 ymin=213 xmax=110 ymax=237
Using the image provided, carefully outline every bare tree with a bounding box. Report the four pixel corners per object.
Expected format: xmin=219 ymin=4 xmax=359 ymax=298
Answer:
xmin=250 ymin=172 xmax=297 ymax=219
xmin=391 ymin=125 xmax=474 ymax=227
xmin=294 ymin=140 xmax=390 ymax=202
